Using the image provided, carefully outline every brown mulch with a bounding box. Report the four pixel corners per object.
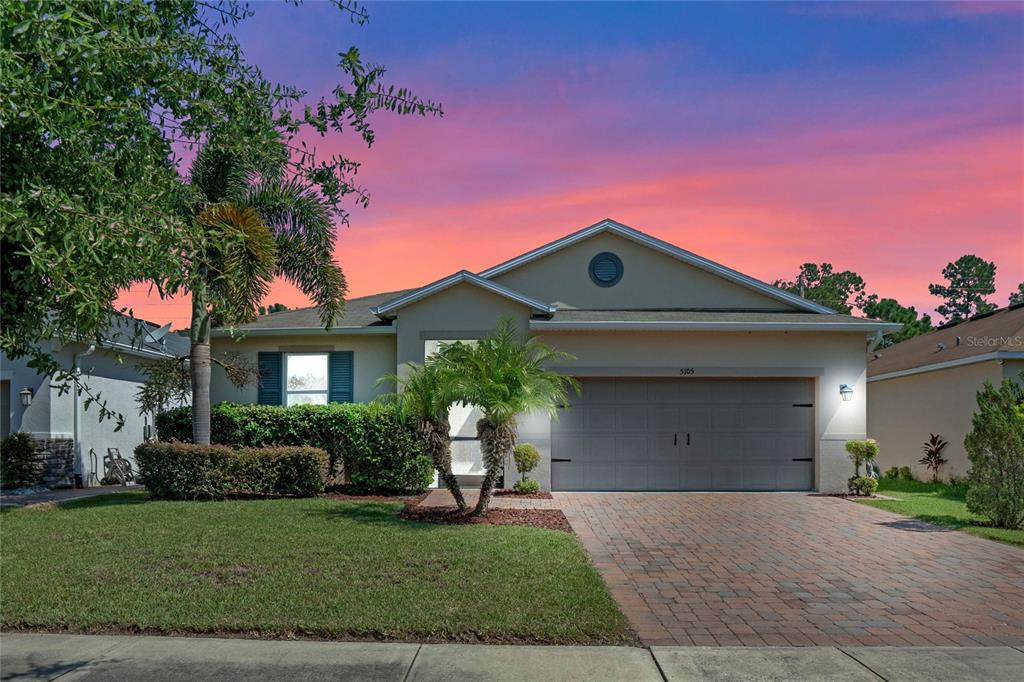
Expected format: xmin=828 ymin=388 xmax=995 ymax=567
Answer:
xmin=492 ymin=489 xmax=554 ymax=500
xmin=399 ymin=504 xmax=573 ymax=533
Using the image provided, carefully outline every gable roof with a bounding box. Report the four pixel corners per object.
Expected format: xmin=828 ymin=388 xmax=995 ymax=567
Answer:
xmin=212 ymin=290 xmax=408 ymax=336
xmin=478 ymin=218 xmax=834 ymax=314
xmin=371 ymin=270 xmax=557 ymax=319
xmin=868 ymin=304 xmax=1024 ymax=381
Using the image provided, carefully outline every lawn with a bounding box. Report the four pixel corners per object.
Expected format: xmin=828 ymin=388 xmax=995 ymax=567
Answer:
xmin=0 ymin=493 xmax=633 ymax=644
xmin=859 ymin=478 xmax=1024 ymax=547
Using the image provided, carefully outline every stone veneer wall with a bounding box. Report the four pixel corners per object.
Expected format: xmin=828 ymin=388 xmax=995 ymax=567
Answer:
xmin=31 ymin=437 xmax=75 ymax=488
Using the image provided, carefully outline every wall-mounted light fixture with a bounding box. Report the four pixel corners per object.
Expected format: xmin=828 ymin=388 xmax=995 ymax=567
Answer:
xmin=839 ymin=384 xmax=854 ymax=402
xmin=19 ymin=387 xmax=33 ymax=407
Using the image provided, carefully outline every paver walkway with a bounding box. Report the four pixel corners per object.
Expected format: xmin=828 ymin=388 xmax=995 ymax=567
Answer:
xmin=555 ymin=493 xmax=1024 ymax=647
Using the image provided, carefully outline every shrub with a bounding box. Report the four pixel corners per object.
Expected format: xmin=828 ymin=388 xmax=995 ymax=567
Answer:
xmin=918 ymin=434 xmax=948 ymax=482
xmin=513 ymin=443 xmax=540 ymax=481
xmin=883 ymin=466 xmax=900 ymax=479
xmin=845 ymin=439 xmax=879 ymax=476
xmin=0 ymin=432 xmax=40 ymax=489
xmin=155 ymin=403 xmax=432 ymax=495
xmin=135 ymin=442 xmax=327 ymax=500
xmin=898 ymin=465 xmax=915 ymax=481
xmin=965 ymin=375 xmax=1024 ymax=529
xmin=513 ymin=478 xmax=541 ymax=495
xmin=848 ymin=475 xmax=878 ymax=496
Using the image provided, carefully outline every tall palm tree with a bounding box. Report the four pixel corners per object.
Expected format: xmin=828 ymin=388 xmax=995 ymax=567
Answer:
xmin=179 ymin=143 xmax=346 ymax=444
xmin=381 ymin=357 xmax=466 ymax=511
xmin=447 ymin=318 xmax=578 ymax=515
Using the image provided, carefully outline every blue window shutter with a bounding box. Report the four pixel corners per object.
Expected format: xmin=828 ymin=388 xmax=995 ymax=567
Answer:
xmin=329 ymin=351 xmax=354 ymax=403
xmin=257 ymin=352 xmax=283 ymax=405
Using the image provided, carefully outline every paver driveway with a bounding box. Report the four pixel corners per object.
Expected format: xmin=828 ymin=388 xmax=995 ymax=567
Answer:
xmin=557 ymin=493 xmax=1024 ymax=647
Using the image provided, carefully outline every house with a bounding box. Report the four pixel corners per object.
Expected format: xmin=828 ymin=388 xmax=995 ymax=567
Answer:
xmin=867 ymin=304 xmax=1024 ymax=480
xmin=210 ymin=219 xmax=898 ymax=493
xmin=0 ymin=315 xmax=189 ymax=488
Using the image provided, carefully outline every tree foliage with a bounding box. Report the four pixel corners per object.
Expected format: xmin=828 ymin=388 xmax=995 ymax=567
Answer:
xmin=965 ymin=374 xmax=1024 ymax=529
xmin=773 ymin=263 xmax=873 ymax=314
xmin=928 ymin=255 xmax=997 ymax=323
xmin=259 ymin=303 xmax=289 ymax=316
xmin=861 ymin=298 xmax=932 ymax=347
xmin=1009 ymin=283 xmax=1024 ymax=307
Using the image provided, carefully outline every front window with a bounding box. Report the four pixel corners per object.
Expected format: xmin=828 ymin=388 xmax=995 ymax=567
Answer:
xmin=285 ymin=353 xmax=329 ymax=406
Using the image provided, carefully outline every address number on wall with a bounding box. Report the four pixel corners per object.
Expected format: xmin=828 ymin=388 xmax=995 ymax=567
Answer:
xmin=679 ymin=367 xmax=695 ymax=375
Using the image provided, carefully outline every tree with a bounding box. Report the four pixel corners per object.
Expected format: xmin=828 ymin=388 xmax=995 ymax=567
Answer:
xmin=259 ymin=303 xmax=289 ymax=316
xmin=1 ymin=1 xmax=440 ymax=411
xmin=928 ymin=255 xmax=997 ymax=323
xmin=446 ymin=319 xmax=578 ymax=515
xmin=965 ymin=374 xmax=1024 ymax=529
xmin=861 ymin=298 xmax=932 ymax=347
xmin=381 ymin=360 xmax=466 ymax=511
xmin=773 ymin=263 xmax=873 ymax=313
xmin=1010 ymin=283 xmax=1024 ymax=307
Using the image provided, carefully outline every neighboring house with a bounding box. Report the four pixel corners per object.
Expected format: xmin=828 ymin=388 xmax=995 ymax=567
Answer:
xmin=211 ymin=219 xmax=897 ymax=493
xmin=0 ymin=316 xmax=189 ymax=488
xmin=867 ymin=304 xmax=1024 ymax=480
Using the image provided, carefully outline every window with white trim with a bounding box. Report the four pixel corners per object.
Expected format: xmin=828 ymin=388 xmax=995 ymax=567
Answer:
xmin=284 ymin=353 xmax=329 ymax=405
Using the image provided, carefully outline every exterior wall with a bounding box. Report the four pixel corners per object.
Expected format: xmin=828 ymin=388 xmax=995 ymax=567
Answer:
xmin=210 ymin=333 xmax=397 ymax=404
xmin=867 ymin=361 xmax=1003 ymax=480
xmin=1003 ymin=358 xmax=1024 ymax=382
xmin=1 ymin=344 xmax=156 ymax=487
xmin=491 ymin=231 xmax=799 ymax=311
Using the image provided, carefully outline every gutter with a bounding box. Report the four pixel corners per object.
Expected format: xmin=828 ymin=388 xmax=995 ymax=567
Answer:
xmin=868 ymin=351 xmax=1024 ymax=382
xmin=529 ymin=320 xmax=904 ymax=332
xmin=210 ymin=326 xmax=396 ymax=338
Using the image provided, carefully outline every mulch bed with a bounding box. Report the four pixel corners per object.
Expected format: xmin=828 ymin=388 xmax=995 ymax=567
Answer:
xmin=399 ymin=504 xmax=573 ymax=533
xmin=492 ymin=489 xmax=554 ymax=500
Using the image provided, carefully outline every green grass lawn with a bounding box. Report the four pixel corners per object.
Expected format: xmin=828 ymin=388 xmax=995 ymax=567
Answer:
xmin=0 ymin=493 xmax=632 ymax=644
xmin=859 ymin=478 xmax=1024 ymax=547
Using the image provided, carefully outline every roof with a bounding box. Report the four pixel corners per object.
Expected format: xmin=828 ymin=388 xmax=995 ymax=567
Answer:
xmin=530 ymin=309 xmax=901 ymax=332
xmin=101 ymin=314 xmax=190 ymax=358
xmin=371 ymin=271 xmax=557 ymax=319
xmin=477 ymin=218 xmax=835 ymax=314
xmin=868 ymin=305 xmax=1024 ymax=381
xmin=213 ymin=291 xmax=408 ymax=336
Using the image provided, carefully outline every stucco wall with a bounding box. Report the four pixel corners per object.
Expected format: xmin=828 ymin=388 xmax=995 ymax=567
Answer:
xmin=491 ymin=231 xmax=799 ymax=311
xmin=867 ymin=360 xmax=1004 ymax=480
xmin=210 ymin=333 xmax=397 ymax=404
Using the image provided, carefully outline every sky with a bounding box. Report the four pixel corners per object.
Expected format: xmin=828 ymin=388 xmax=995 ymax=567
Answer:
xmin=117 ymin=1 xmax=1024 ymax=328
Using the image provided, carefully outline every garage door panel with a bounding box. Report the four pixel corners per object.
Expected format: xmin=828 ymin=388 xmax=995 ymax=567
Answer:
xmin=552 ymin=379 xmax=814 ymax=492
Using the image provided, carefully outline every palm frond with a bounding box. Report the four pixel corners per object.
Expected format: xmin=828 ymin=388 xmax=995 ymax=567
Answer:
xmin=189 ymin=144 xmax=254 ymax=205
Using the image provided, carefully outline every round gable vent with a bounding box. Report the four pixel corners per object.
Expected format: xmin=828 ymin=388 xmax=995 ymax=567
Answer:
xmin=589 ymin=252 xmax=623 ymax=287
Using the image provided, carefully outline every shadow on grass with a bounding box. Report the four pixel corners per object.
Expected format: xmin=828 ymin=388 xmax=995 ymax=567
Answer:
xmin=59 ymin=492 xmax=150 ymax=510
xmin=877 ymin=516 xmax=962 ymax=533
xmin=306 ymin=501 xmax=412 ymax=526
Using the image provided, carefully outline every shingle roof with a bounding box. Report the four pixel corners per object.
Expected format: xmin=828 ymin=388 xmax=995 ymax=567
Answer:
xmin=868 ymin=305 xmax=1024 ymax=378
xmin=222 ymin=290 xmax=410 ymax=332
xmin=104 ymin=314 xmax=190 ymax=357
xmin=543 ymin=310 xmax=892 ymax=325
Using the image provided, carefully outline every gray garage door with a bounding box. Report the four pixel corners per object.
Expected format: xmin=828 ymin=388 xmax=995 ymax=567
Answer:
xmin=551 ymin=379 xmax=814 ymax=491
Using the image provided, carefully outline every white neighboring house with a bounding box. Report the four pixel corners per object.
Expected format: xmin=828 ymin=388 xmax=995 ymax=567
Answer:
xmin=0 ymin=315 xmax=189 ymax=488
xmin=210 ymin=218 xmax=899 ymax=493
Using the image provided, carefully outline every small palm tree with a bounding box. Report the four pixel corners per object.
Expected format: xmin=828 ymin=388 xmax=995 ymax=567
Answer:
xmin=380 ymin=359 xmax=466 ymax=511
xmin=919 ymin=433 xmax=949 ymax=482
xmin=446 ymin=318 xmax=578 ymax=515
xmin=175 ymin=143 xmax=346 ymax=444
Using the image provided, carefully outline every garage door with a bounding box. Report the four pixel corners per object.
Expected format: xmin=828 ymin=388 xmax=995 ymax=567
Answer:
xmin=551 ymin=379 xmax=814 ymax=491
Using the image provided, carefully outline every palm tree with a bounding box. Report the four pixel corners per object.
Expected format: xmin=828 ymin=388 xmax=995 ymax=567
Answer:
xmin=380 ymin=358 xmax=466 ymax=511
xmin=446 ymin=318 xmax=578 ymax=515
xmin=178 ymin=143 xmax=346 ymax=444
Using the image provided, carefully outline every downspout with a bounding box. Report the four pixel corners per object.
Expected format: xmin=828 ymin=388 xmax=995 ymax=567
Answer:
xmin=73 ymin=344 xmax=96 ymax=487
xmin=867 ymin=330 xmax=884 ymax=354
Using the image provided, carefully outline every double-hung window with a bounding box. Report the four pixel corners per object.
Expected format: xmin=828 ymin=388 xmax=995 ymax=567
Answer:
xmin=284 ymin=353 xmax=329 ymax=405
xmin=258 ymin=350 xmax=352 ymax=405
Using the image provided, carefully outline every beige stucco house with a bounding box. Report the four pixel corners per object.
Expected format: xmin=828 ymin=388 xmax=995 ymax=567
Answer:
xmin=211 ymin=219 xmax=898 ymax=493
xmin=867 ymin=304 xmax=1024 ymax=480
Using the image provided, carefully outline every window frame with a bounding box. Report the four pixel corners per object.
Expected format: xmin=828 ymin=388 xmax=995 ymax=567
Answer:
xmin=283 ymin=352 xmax=330 ymax=406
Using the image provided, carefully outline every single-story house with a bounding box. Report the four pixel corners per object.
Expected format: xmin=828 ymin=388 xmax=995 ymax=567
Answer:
xmin=867 ymin=304 xmax=1024 ymax=480
xmin=211 ymin=219 xmax=898 ymax=493
xmin=1 ymin=316 xmax=189 ymax=488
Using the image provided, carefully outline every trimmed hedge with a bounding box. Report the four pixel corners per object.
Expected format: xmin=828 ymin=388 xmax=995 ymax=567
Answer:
xmin=135 ymin=442 xmax=328 ymax=500
xmin=155 ymin=403 xmax=432 ymax=495
xmin=1 ymin=432 xmax=40 ymax=489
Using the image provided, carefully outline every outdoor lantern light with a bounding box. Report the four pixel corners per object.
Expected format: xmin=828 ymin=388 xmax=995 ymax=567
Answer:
xmin=19 ymin=387 xmax=33 ymax=407
xmin=839 ymin=384 xmax=854 ymax=402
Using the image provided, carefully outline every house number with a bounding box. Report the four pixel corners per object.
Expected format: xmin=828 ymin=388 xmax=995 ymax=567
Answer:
xmin=679 ymin=367 xmax=695 ymax=375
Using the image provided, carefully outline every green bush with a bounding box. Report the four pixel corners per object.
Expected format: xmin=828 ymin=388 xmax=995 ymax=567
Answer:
xmin=513 ymin=443 xmax=540 ymax=480
xmin=965 ymin=375 xmax=1024 ymax=529
xmin=513 ymin=478 xmax=541 ymax=495
xmin=883 ymin=466 xmax=900 ymax=479
xmin=848 ymin=475 xmax=878 ymax=496
xmin=898 ymin=465 xmax=914 ymax=481
xmin=155 ymin=403 xmax=432 ymax=495
xmin=135 ymin=442 xmax=328 ymax=500
xmin=0 ymin=432 xmax=40 ymax=489
xmin=845 ymin=439 xmax=879 ymax=476
xmin=883 ymin=465 xmax=915 ymax=481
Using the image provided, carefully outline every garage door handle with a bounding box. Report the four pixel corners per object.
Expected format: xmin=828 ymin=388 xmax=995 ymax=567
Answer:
xmin=674 ymin=434 xmax=677 ymax=446
xmin=687 ymin=433 xmax=690 ymax=446
xmin=792 ymin=457 xmax=812 ymax=462
xmin=551 ymin=458 xmax=572 ymax=463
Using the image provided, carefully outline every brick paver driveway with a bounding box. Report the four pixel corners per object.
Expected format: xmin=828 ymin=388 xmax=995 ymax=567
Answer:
xmin=557 ymin=493 xmax=1024 ymax=647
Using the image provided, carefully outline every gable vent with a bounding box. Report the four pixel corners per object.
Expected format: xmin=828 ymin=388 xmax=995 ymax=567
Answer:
xmin=589 ymin=252 xmax=623 ymax=287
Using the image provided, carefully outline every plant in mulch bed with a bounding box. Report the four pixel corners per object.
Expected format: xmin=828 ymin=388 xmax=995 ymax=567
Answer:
xmin=400 ymin=503 xmax=573 ymax=533
xmin=919 ymin=433 xmax=949 ymax=482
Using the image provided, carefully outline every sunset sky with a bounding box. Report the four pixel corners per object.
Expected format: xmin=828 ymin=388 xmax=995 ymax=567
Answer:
xmin=117 ymin=1 xmax=1024 ymax=328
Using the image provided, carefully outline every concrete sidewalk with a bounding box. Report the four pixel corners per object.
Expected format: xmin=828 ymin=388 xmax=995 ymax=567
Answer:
xmin=2 ymin=634 xmax=1023 ymax=681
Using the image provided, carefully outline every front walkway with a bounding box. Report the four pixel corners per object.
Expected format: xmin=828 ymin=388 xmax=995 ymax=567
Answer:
xmin=3 ymin=633 xmax=1023 ymax=681
xmin=557 ymin=493 xmax=1024 ymax=647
